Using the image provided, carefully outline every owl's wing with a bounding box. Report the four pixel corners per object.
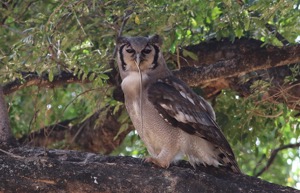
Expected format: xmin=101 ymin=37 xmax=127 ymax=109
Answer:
xmin=147 ymin=76 xmax=235 ymax=157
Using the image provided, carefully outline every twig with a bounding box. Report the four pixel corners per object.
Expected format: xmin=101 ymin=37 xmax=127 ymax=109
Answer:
xmin=71 ymin=3 xmax=87 ymax=36
xmin=3 ymin=71 xmax=90 ymax=95
xmin=46 ymin=0 xmax=68 ymax=31
xmin=252 ymin=154 xmax=266 ymax=175
xmin=255 ymin=142 xmax=300 ymax=177
xmin=251 ymin=110 xmax=283 ymax=118
xmin=265 ymin=23 xmax=289 ymax=46
xmin=255 ymin=82 xmax=300 ymax=106
xmin=0 ymin=148 xmax=24 ymax=159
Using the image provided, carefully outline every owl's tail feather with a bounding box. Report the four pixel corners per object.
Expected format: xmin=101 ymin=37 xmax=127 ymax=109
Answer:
xmin=218 ymin=150 xmax=241 ymax=173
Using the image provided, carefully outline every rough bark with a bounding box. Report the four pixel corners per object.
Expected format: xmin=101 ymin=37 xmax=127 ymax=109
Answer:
xmin=0 ymin=146 xmax=298 ymax=193
xmin=170 ymin=39 xmax=300 ymax=110
xmin=173 ymin=38 xmax=300 ymax=86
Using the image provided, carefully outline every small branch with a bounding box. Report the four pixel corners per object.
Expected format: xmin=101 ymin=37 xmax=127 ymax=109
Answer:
xmin=0 ymin=148 xmax=24 ymax=159
xmin=265 ymin=23 xmax=289 ymax=46
xmin=3 ymin=71 xmax=89 ymax=95
xmin=174 ymin=40 xmax=300 ymax=87
xmin=255 ymin=142 xmax=300 ymax=177
xmin=251 ymin=110 xmax=283 ymax=118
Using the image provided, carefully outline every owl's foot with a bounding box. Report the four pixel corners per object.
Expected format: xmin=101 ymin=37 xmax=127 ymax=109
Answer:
xmin=144 ymin=157 xmax=170 ymax=168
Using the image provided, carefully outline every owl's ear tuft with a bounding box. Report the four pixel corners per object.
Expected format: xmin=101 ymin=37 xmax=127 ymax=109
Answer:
xmin=116 ymin=36 xmax=129 ymax=45
xmin=149 ymin=34 xmax=162 ymax=47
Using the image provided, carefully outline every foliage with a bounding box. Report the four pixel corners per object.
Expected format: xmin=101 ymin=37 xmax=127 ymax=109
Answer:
xmin=0 ymin=0 xmax=300 ymax=189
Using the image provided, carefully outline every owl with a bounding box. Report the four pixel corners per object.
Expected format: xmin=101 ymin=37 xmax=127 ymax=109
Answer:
xmin=116 ymin=35 xmax=240 ymax=173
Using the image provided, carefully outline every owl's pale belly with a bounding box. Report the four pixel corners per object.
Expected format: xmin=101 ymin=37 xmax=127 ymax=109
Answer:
xmin=127 ymin=98 xmax=181 ymax=156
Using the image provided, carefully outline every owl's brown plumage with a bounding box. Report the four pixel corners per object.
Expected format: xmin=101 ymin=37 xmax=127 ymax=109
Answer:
xmin=116 ymin=35 xmax=240 ymax=173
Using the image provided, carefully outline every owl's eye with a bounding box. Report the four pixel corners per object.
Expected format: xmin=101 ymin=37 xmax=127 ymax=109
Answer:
xmin=142 ymin=48 xmax=152 ymax=54
xmin=126 ymin=49 xmax=135 ymax=53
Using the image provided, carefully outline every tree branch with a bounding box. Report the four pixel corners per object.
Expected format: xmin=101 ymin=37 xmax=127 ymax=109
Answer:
xmin=0 ymin=146 xmax=298 ymax=193
xmin=255 ymin=142 xmax=300 ymax=177
xmin=265 ymin=23 xmax=290 ymax=46
xmin=3 ymin=71 xmax=89 ymax=95
xmin=173 ymin=39 xmax=300 ymax=87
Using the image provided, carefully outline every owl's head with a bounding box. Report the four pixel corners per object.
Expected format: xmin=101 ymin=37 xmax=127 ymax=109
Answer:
xmin=116 ymin=35 xmax=171 ymax=81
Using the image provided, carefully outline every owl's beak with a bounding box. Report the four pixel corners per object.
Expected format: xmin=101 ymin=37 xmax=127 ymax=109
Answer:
xmin=135 ymin=53 xmax=141 ymax=66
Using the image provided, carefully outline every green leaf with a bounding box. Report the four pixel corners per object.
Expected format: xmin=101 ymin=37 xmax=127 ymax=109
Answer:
xmin=135 ymin=15 xmax=140 ymax=25
xmin=114 ymin=123 xmax=129 ymax=141
xmin=48 ymin=69 xmax=54 ymax=82
xmin=211 ymin=6 xmax=222 ymax=20
xmin=98 ymin=73 xmax=109 ymax=80
xmin=88 ymin=73 xmax=96 ymax=81
xmin=190 ymin=18 xmax=197 ymax=27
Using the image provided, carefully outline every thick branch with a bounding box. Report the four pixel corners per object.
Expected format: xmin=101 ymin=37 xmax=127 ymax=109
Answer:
xmin=0 ymin=146 xmax=298 ymax=193
xmin=174 ymin=39 xmax=300 ymax=87
xmin=255 ymin=142 xmax=300 ymax=177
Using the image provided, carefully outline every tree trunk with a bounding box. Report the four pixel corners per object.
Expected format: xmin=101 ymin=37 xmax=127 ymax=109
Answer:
xmin=0 ymin=146 xmax=298 ymax=193
xmin=0 ymin=86 xmax=14 ymax=146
